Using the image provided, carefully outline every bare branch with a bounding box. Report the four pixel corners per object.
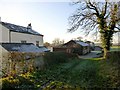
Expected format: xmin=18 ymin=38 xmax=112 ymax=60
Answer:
xmin=105 ymin=12 xmax=110 ymax=19
xmin=68 ymin=0 xmax=119 ymax=36
xmin=115 ymin=26 xmax=120 ymax=30
xmin=103 ymin=1 xmax=108 ymax=16
xmin=87 ymin=1 xmax=99 ymax=16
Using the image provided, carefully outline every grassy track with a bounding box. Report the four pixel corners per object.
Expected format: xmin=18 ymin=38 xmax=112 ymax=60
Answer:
xmin=2 ymin=52 xmax=119 ymax=89
xmin=32 ymin=57 xmax=119 ymax=89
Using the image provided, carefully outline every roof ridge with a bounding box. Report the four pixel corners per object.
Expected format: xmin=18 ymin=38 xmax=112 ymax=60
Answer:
xmin=1 ymin=21 xmax=43 ymax=36
xmin=2 ymin=22 xmax=27 ymax=28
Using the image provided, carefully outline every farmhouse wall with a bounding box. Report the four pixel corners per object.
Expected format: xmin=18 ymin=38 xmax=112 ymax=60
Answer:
xmin=11 ymin=32 xmax=43 ymax=46
xmin=0 ymin=24 xmax=9 ymax=43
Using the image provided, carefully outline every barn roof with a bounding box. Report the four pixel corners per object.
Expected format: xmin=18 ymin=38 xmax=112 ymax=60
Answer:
xmin=75 ymin=41 xmax=89 ymax=46
xmin=0 ymin=43 xmax=49 ymax=52
xmin=64 ymin=40 xmax=89 ymax=47
xmin=1 ymin=22 xmax=43 ymax=36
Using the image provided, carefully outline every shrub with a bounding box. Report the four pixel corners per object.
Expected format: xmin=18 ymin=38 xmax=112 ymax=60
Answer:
xmin=1 ymin=76 xmax=19 ymax=90
xmin=1 ymin=73 xmax=35 ymax=90
xmin=106 ymin=51 xmax=120 ymax=63
xmin=43 ymin=52 xmax=77 ymax=66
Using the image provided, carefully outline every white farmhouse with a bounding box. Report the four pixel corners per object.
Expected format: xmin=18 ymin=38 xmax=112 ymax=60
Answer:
xmin=0 ymin=22 xmax=43 ymax=46
xmin=0 ymin=21 xmax=49 ymax=52
xmin=0 ymin=21 xmax=50 ymax=76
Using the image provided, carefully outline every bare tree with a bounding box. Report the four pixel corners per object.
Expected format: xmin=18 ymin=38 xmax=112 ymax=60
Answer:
xmin=68 ymin=0 xmax=120 ymax=58
xmin=77 ymin=36 xmax=83 ymax=41
xmin=72 ymin=36 xmax=83 ymax=41
xmin=44 ymin=42 xmax=51 ymax=47
xmin=52 ymin=38 xmax=65 ymax=46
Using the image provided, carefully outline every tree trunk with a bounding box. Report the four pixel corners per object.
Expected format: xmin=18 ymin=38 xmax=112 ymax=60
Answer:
xmin=103 ymin=47 xmax=108 ymax=58
xmin=101 ymin=31 xmax=112 ymax=58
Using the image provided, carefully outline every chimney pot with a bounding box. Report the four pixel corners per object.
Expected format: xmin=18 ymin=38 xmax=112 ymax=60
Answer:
xmin=27 ymin=23 xmax=32 ymax=29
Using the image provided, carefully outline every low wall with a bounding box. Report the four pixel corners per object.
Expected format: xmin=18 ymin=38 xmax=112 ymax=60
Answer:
xmin=1 ymin=51 xmax=77 ymax=77
xmin=2 ymin=52 xmax=45 ymax=77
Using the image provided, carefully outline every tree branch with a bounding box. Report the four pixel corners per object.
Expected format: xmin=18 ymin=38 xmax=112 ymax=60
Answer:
xmin=87 ymin=1 xmax=99 ymax=16
xmin=103 ymin=1 xmax=108 ymax=16
xmin=115 ymin=26 xmax=120 ymax=30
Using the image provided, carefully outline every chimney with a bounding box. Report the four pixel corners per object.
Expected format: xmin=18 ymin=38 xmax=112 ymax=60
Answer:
xmin=27 ymin=23 xmax=32 ymax=29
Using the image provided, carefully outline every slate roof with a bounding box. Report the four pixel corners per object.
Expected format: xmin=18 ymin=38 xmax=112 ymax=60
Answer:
xmin=38 ymin=46 xmax=50 ymax=52
xmin=0 ymin=43 xmax=49 ymax=52
xmin=64 ymin=40 xmax=89 ymax=47
xmin=75 ymin=40 xmax=89 ymax=46
xmin=1 ymin=22 xmax=43 ymax=36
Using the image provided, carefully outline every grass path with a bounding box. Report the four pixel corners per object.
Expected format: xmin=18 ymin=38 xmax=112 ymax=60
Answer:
xmin=35 ymin=57 xmax=119 ymax=89
xmin=34 ymin=59 xmax=102 ymax=89
xmin=2 ymin=54 xmax=119 ymax=89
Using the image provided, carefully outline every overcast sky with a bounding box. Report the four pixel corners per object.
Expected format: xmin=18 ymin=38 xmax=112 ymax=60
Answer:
xmin=0 ymin=0 xmax=119 ymax=43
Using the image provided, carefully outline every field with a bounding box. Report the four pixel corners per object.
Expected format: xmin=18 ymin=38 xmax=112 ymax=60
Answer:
xmin=111 ymin=46 xmax=120 ymax=51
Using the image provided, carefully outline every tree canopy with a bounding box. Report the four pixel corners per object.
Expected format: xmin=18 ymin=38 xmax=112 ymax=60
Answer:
xmin=68 ymin=0 xmax=120 ymax=58
xmin=52 ymin=38 xmax=65 ymax=46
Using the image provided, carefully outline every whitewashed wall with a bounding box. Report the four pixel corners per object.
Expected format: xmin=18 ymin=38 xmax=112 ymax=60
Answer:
xmin=0 ymin=25 xmax=43 ymax=46
xmin=11 ymin=32 xmax=43 ymax=46
xmin=0 ymin=24 xmax=9 ymax=43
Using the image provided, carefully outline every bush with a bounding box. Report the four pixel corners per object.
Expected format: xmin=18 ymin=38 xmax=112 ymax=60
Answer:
xmin=43 ymin=52 xmax=77 ymax=66
xmin=1 ymin=76 xmax=19 ymax=90
xmin=1 ymin=73 xmax=35 ymax=90
xmin=106 ymin=51 xmax=120 ymax=63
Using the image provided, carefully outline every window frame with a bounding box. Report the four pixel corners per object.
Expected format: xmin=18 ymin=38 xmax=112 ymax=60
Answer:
xmin=21 ymin=40 xmax=27 ymax=43
xmin=36 ymin=41 xmax=39 ymax=46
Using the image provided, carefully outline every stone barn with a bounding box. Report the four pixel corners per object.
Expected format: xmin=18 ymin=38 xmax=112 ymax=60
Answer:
xmin=53 ymin=40 xmax=90 ymax=55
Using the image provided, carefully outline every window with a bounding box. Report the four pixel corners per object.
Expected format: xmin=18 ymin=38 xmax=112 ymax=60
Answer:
xmin=36 ymin=41 xmax=39 ymax=46
xmin=21 ymin=40 xmax=27 ymax=43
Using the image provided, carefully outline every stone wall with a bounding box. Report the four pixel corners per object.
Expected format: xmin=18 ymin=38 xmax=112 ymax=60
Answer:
xmin=2 ymin=52 xmax=45 ymax=76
